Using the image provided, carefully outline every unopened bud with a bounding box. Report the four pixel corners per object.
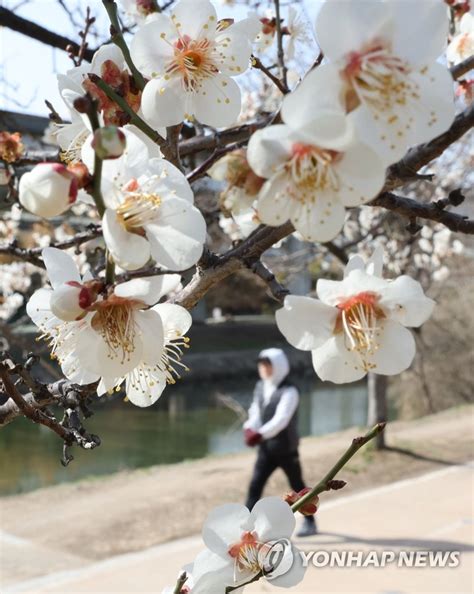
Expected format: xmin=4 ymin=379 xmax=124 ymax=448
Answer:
xmin=136 ymin=0 xmax=159 ymax=16
xmin=73 ymin=95 xmax=93 ymax=114
xmin=92 ymin=126 xmax=127 ymax=160
xmin=19 ymin=163 xmax=78 ymax=218
xmin=50 ymin=281 xmax=96 ymax=321
xmin=67 ymin=161 xmax=92 ymax=189
xmin=284 ymin=488 xmax=319 ymax=516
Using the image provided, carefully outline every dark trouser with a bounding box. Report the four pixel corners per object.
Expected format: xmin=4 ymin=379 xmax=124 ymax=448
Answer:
xmin=245 ymin=445 xmax=306 ymax=510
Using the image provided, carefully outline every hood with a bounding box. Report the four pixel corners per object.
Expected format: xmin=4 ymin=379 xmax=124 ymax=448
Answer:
xmin=259 ymin=348 xmax=290 ymax=386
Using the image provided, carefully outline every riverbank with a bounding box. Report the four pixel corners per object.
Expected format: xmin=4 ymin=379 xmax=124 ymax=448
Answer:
xmin=1 ymin=404 xmax=472 ymax=579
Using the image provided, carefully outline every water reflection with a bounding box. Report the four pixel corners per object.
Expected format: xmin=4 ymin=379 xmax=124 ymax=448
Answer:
xmin=0 ymin=376 xmax=367 ymax=496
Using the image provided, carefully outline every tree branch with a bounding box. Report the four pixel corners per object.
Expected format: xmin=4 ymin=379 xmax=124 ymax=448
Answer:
xmin=251 ymin=55 xmax=288 ymax=95
xmin=0 ymin=6 xmax=95 ymax=62
xmin=0 ymin=225 xmax=102 ymax=269
xmin=450 ymin=55 xmax=474 ymax=80
xmin=372 ymin=191 xmax=474 ymax=234
xmin=385 ymin=102 xmax=474 ymax=191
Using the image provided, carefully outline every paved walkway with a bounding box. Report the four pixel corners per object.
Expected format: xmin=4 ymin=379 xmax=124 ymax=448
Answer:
xmin=2 ymin=464 xmax=473 ymax=594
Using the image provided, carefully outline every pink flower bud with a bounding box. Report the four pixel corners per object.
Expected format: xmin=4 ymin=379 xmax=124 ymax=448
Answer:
xmin=50 ymin=281 xmax=95 ymax=321
xmin=92 ymin=127 xmax=127 ymax=160
xmin=19 ymin=163 xmax=78 ymax=218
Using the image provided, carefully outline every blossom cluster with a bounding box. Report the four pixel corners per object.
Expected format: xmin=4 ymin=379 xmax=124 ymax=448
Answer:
xmin=12 ymin=0 xmax=454 ymax=404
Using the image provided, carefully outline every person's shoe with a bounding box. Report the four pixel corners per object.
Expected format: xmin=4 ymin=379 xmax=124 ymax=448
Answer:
xmin=296 ymin=516 xmax=317 ymax=537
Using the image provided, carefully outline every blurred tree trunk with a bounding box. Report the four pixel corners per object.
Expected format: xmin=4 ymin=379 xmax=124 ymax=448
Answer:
xmin=367 ymin=374 xmax=388 ymax=449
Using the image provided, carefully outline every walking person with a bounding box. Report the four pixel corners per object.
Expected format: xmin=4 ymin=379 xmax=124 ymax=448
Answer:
xmin=243 ymin=348 xmax=317 ymax=537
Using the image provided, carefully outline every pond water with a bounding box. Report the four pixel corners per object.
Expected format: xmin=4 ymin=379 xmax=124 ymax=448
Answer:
xmin=0 ymin=376 xmax=368 ymax=496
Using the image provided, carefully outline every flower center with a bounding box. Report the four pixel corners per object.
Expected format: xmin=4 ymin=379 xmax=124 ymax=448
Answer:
xmin=116 ymin=192 xmax=162 ymax=232
xmin=335 ymin=291 xmax=386 ymax=369
xmin=342 ymin=42 xmax=422 ymax=133
xmin=228 ymin=531 xmax=262 ymax=576
xmin=59 ymin=128 xmax=90 ymax=165
xmin=163 ymin=33 xmax=218 ymax=91
xmin=286 ymin=143 xmax=340 ymax=202
xmin=91 ymin=297 xmax=140 ymax=364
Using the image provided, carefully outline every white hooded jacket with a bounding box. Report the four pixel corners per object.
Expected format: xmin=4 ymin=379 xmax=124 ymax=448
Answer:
xmin=244 ymin=348 xmax=299 ymax=440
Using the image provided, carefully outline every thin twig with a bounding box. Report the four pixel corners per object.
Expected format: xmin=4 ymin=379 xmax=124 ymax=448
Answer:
xmin=273 ymin=0 xmax=288 ymax=91
xmin=251 ymin=55 xmax=288 ymax=94
xmin=87 ymin=74 xmax=170 ymax=159
xmin=292 ymin=423 xmax=386 ymax=512
xmin=0 ymin=226 xmax=102 ymax=268
xmin=102 ymin=0 xmax=146 ymax=91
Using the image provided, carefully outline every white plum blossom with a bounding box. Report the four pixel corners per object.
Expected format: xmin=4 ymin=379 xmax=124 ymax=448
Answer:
xmin=130 ymin=0 xmax=260 ymax=127
xmin=82 ymin=131 xmax=206 ymax=271
xmin=219 ymin=207 xmax=259 ymax=242
xmin=209 ymin=149 xmax=264 ymax=215
xmin=27 ymin=248 xmax=192 ymax=407
xmin=19 ymin=163 xmax=78 ymax=218
xmin=56 ymin=45 xmax=148 ymax=164
xmin=247 ymin=78 xmax=386 ymax=242
xmin=200 ymin=496 xmax=305 ymax=589
xmin=118 ymin=0 xmax=159 ymax=25
xmin=276 ymin=250 xmax=435 ymax=384
xmin=285 ymin=6 xmax=315 ymax=61
xmin=254 ymin=15 xmax=277 ymax=53
xmin=447 ymin=10 xmax=474 ymax=64
xmin=304 ymin=0 xmax=455 ymax=163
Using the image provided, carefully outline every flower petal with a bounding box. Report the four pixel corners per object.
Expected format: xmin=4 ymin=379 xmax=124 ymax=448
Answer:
xmin=26 ymin=288 xmax=54 ymax=329
xmin=42 ymin=247 xmax=81 ymax=288
xmin=378 ymin=275 xmax=435 ymax=327
xmin=170 ymin=0 xmax=218 ymax=40
xmin=102 ymin=208 xmax=151 ymax=271
xmin=315 ymin=0 xmax=392 ymax=62
xmin=336 ymin=139 xmax=386 ymax=207
xmin=61 ymin=352 xmax=101 ymax=385
xmin=146 ymin=158 xmax=194 ymax=203
xmin=250 ymin=496 xmax=296 ymax=542
xmin=72 ymin=315 xmax=144 ymax=379
xmin=276 ymin=295 xmax=337 ymax=351
xmin=256 ymin=172 xmax=294 ymax=227
xmin=145 ymin=198 xmax=206 ymax=270
xmin=130 ymin=16 xmax=176 ymax=77
xmin=193 ymin=74 xmax=242 ymax=128
xmin=125 ymin=364 xmax=167 ymax=407
xmin=311 ymin=334 xmax=367 ymax=384
xmin=269 ymin=544 xmax=306 ymax=588
xmin=368 ymin=319 xmax=416 ymax=375
xmin=135 ymin=309 xmax=165 ymax=365
xmin=318 ymin=269 xmax=389 ymax=306
xmin=390 ymin=0 xmax=448 ymax=65
xmin=152 ymin=303 xmax=192 ymax=337
xmin=214 ymin=18 xmax=258 ymax=76
xmin=408 ymin=62 xmax=455 ymax=147
xmin=247 ymin=125 xmax=292 ymax=179
xmin=115 ymin=274 xmax=182 ymax=305
xmin=291 ymin=191 xmax=346 ymax=243
xmin=202 ymin=503 xmax=250 ymax=558
xmin=141 ymin=77 xmax=187 ymax=128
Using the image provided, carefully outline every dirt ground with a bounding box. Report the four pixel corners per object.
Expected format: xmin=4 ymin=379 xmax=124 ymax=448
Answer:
xmin=1 ymin=405 xmax=472 ymax=561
